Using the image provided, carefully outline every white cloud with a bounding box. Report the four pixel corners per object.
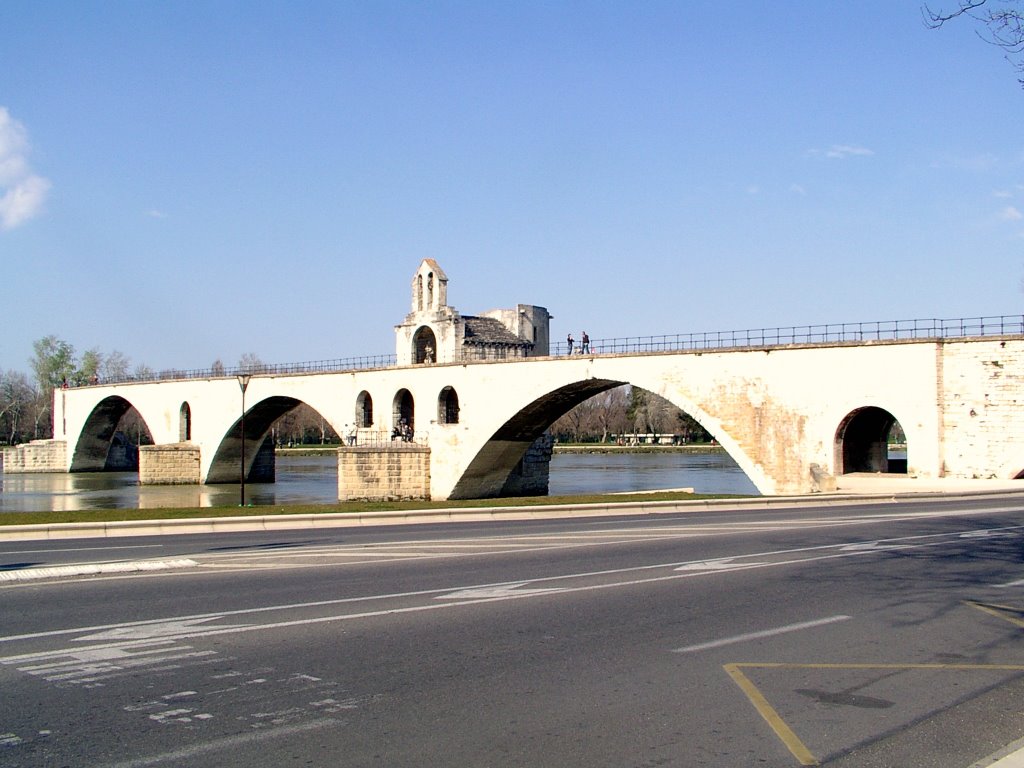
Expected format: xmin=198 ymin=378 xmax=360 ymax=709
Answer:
xmin=146 ymin=209 xmax=169 ymax=219
xmin=998 ymin=205 xmax=1023 ymax=222
xmin=789 ymin=183 xmax=807 ymax=195
xmin=930 ymin=152 xmax=998 ymax=172
xmin=826 ymin=144 xmax=874 ymax=159
xmin=0 ymin=106 xmax=50 ymax=231
xmin=808 ymin=144 xmax=875 ymax=160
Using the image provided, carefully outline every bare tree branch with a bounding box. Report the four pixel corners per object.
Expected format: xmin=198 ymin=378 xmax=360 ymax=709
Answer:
xmin=923 ymin=0 xmax=1024 ymax=84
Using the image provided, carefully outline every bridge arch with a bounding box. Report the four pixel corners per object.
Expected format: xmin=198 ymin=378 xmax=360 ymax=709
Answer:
xmin=205 ymin=395 xmax=335 ymax=483
xmin=70 ymin=395 xmax=153 ymax=472
xmin=449 ymin=378 xmax=624 ymax=498
xmin=448 ymin=369 xmax=769 ymax=499
xmin=834 ymin=406 xmax=907 ymax=474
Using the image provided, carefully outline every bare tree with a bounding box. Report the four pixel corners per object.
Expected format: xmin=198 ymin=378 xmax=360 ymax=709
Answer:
xmin=238 ymin=352 xmax=266 ymax=375
xmin=101 ymin=350 xmax=131 ymax=382
xmin=0 ymin=370 xmax=35 ymax=444
xmin=924 ymin=0 xmax=1024 ymax=84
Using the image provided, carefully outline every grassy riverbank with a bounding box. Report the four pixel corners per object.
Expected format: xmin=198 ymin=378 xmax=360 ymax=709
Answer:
xmin=0 ymin=488 xmax=746 ymax=527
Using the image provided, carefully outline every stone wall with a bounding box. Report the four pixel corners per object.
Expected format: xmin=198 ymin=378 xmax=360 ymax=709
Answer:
xmin=500 ymin=433 xmax=553 ymax=496
xmin=339 ymin=445 xmax=431 ymax=501
xmin=939 ymin=339 xmax=1024 ymax=479
xmin=139 ymin=443 xmax=201 ymax=485
xmin=2 ymin=440 xmax=67 ymax=473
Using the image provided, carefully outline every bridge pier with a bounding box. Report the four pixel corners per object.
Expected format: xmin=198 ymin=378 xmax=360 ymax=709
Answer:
xmin=139 ymin=444 xmax=201 ymax=485
xmin=1 ymin=440 xmax=67 ymax=473
xmin=339 ymin=444 xmax=431 ymax=501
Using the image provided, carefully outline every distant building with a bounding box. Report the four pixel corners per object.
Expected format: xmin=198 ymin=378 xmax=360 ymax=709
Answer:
xmin=395 ymin=259 xmax=551 ymax=365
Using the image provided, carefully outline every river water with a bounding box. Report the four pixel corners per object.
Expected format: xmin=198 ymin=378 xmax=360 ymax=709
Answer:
xmin=0 ymin=450 xmax=758 ymax=513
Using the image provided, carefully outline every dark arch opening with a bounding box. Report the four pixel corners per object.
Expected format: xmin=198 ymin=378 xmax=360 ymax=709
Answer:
xmin=438 ymin=386 xmax=460 ymax=425
xmin=413 ymin=326 xmax=437 ymax=364
xmin=835 ymin=406 xmax=907 ymax=474
xmin=70 ymin=396 xmax=153 ymax=472
xmin=356 ymin=391 xmax=373 ymax=428
xmin=393 ymin=389 xmax=414 ymax=440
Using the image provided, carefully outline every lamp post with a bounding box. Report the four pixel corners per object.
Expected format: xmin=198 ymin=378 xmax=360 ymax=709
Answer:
xmin=237 ymin=373 xmax=251 ymax=507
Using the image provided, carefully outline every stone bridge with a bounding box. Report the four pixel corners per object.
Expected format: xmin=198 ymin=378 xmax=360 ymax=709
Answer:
xmin=14 ymin=331 xmax=1024 ymax=499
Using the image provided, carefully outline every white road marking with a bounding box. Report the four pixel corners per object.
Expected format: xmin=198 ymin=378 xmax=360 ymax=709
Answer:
xmin=437 ymin=583 xmax=568 ymax=600
xmin=76 ymin=617 xmax=248 ymax=643
xmin=95 ymin=717 xmax=341 ymax=768
xmin=839 ymin=541 xmax=912 ymax=552
xmin=0 ymin=559 xmax=198 ymax=582
xmin=0 ymin=544 xmax=163 ymax=555
xmin=671 ymin=615 xmax=852 ymax=653
xmin=674 ymin=558 xmax=766 ymax=571
xmin=992 ymin=578 xmax=1024 ymax=589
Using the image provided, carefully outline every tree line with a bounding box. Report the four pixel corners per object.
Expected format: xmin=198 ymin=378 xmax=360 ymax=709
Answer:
xmin=0 ymin=336 xmax=338 ymax=447
xmin=550 ymin=386 xmax=712 ymax=445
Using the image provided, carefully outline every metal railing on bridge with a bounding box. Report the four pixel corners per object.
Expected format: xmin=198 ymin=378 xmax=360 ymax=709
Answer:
xmin=79 ymin=314 xmax=1024 ymax=387
xmin=554 ymin=315 xmax=1024 ymax=356
xmin=96 ymin=354 xmax=398 ymax=386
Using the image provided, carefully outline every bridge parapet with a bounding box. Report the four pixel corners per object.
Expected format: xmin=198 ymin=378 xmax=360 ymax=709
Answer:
xmin=57 ymin=315 xmax=1024 ymax=387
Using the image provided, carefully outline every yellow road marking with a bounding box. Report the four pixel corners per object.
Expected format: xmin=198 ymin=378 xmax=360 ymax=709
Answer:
xmin=724 ymin=663 xmax=819 ymax=766
xmin=724 ymin=661 xmax=1024 ymax=766
xmin=965 ymin=600 xmax=1024 ymax=628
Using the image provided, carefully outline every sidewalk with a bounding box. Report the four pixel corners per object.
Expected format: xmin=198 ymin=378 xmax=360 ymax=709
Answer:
xmin=836 ymin=473 xmax=1024 ymax=495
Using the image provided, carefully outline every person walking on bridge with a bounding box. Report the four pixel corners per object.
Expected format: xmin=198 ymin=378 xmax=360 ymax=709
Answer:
xmin=566 ymin=333 xmax=574 ymax=355
xmin=581 ymin=331 xmax=590 ymax=354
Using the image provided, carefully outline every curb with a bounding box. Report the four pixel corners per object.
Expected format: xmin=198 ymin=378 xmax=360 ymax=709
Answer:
xmin=2 ymin=488 xmax=1023 ymax=542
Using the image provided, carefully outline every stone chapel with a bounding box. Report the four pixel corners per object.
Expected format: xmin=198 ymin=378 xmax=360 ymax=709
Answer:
xmin=394 ymin=259 xmax=551 ymax=365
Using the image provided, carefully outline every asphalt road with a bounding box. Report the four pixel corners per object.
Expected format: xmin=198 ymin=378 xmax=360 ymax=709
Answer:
xmin=2 ymin=494 xmax=1024 ymax=767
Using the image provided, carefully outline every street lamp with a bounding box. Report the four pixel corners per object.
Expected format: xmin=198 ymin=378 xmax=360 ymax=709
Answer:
xmin=237 ymin=373 xmax=251 ymax=507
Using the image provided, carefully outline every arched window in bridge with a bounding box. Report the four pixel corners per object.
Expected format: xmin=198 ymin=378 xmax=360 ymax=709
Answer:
xmin=393 ymin=389 xmax=414 ymax=440
xmin=356 ymin=391 xmax=373 ymax=428
xmin=179 ymin=402 xmax=192 ymax=441
xmin=438 ymin=386 xmax=459 ymax=425
xmin=413 ymin=326 xmax=437 ymax=364
xmin=834 ymin=406 xmax=907 ymax=474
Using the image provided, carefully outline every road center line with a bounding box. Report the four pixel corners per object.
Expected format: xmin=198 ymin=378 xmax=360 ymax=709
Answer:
xmin=671 ymin=615 xmax=852 ymax=654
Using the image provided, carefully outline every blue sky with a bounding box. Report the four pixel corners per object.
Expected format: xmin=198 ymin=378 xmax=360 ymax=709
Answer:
xmin=2 ymin=1 xmax=1022 ymax=375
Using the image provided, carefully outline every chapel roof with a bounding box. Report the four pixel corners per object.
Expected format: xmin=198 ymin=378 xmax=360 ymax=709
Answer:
xmin=462 ymin=316 xmax=532 ymax=347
